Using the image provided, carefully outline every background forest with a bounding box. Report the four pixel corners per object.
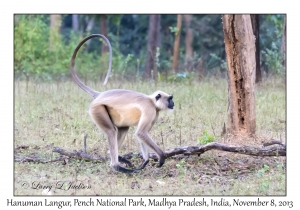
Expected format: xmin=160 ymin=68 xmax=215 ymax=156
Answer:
xmin=14 ymin=14 xmax=285 ymax=82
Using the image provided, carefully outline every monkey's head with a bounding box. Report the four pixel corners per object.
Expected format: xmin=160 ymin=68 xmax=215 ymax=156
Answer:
xmin=151 ymin=91 xmax=174 ymax=111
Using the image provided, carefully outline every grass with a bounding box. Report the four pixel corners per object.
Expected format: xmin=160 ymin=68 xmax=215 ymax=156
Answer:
xmin=14 ymin=77 xmax=286 ymax=195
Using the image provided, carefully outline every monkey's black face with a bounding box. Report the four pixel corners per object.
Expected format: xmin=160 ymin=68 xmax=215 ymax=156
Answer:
xmin=168 ymin=96 xmax=174 ymax=109
xmin=154 ymin=92 xmax=174 ymax=110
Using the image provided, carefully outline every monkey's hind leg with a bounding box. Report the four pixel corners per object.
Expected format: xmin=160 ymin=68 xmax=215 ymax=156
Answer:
xmin=117 ymin=127 xmax=133 ymax=168
xmin=90 ymin=105 xmax=135 ymax=173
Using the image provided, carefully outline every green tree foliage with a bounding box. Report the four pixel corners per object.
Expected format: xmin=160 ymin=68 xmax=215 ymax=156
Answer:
xmin=260 ymin=14 xmax=285 ymax=75
xmin=14 ymin=15 xmax=82 ymax=81
xmin=14 ymin=14 xmax=285 ymax=81
xmin=14 ymin=15 xmax=50 ymax=80
xmin=15 ymin=15 xmax=115 ymax=81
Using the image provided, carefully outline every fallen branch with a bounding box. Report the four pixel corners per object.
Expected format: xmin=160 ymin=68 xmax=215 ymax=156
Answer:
xmin=52 ymin=147 xmax=107 ymax=162
xmin=14 ymin=145 xmax=29 ymax=150
xmin=122 ymin=141 xmax=286 ymax=160
xmin=51 ymin=140 xmax=287 ymax=162
xmin=15 ymin=139 xmax=285 ymax=164
xmin=262 ymin=139 xmax=286 ymax=148
xmin=14 ymin=155 xmax=66 ymax=163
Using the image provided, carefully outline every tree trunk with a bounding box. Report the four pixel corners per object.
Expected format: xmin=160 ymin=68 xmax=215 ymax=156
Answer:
xmin=197 ymin=54 xmax=206 ymax=81
xmin=280 ymin=15 xmax=286 ymax=69
xmin=171 ymin=14 xmax=182 ymax=73
xmin=50 ymin=15 xmax=61 ymax=32
xmin=222 ymin=15 xmax=256 ymax=136
xmin=144 ymin=15 xmax=160 ymax=79
xmin=153 ymin=15 xmax=161 ymax=80
xmin=183 ymin=14 xmax=193 ymax=72
xmin=72 ymin=14 xmax=79 ymax=32
xmin=85 ymin=16 xmax=95 ymax=50
xmin=100 ymin=15 xmax=109 ymax=55
xmin=100 ymin=15 xmax=109 ymax=77
xmin=49 ymin=15 xmax=61 ymax=50
xmin=250 ymin=15 xmax=261 ymax=83
xmin=85 ymin=16 xmax=95 ymax=32
xmin=197 ymin=58 xmax=203 ymax=81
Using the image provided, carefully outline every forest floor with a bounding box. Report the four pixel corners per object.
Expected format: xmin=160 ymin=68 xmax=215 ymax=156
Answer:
xmin=14 ymin=77 xmax=286 ymax=195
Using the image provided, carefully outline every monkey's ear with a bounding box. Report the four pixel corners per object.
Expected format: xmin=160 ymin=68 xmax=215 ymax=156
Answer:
xmin=155 ymin=94 xmax=161 ymax=101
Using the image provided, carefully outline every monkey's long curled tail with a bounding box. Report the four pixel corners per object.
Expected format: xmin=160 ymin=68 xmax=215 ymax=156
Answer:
xmin=70 ymin=34 xmax=112 ymax=99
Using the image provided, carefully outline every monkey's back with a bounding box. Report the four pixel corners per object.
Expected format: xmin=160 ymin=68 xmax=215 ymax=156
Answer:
xmin=90 ymin=89 xmax=156 ymax=127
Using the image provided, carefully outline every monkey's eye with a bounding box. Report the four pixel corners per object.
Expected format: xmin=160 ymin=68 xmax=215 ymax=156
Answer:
xmin=169 ymin=95 xmax=173 ymax=100
xmin=155 ymin=94 xmax=161 ymax=101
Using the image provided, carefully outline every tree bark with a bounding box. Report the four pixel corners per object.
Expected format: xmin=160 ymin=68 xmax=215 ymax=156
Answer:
xmin=100 ymin=15 xmax=109 ymax=55
xmin=85 ymin=16 xmax=95 ymax=50
xmin=184 ymin=14 xmax=193 ymax=72
xmin=250 ymin=15 xmax=261 ymax=83
xmin=144 ymin=15 xmax=161 ymax=79
xmin=171 ymin=14 xmax=182 ymax=73
xmin=152 ymin=15 xmax=161 ymax=80
xmin=50 ymin=15 xmax=61 ymax=33
xmin=49 ymin=15 xmax=61 ymax=50
xmin=222 ymin=15 xmax=256 ymax=136
xmin=281 ymin=15 xmax=286 ymax=69
xmin=197 ymin=58 xmax=203 ymax=81
xmin=72 ymin=14 xmax=79 ymax=32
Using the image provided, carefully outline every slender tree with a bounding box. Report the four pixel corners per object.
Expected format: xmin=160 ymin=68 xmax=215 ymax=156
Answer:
xmin=144 ymin=15 xmax=161 ymax=79
xmin=197 ymin=55 xmax=205 ymax=81
xmin=72 ymin=14 xmax=79 ymax=32
xmin=223 ymin=15 xmax=256 ymax=136
xmin=184 ymin=14 xmax=193 ymax=72
xmin=100 ymin=15 xmax=109 ymax=55
xmin=250 ymin=14 xmax=261 ymax=83
xmin=50 ymin=15 xmax=61 ymax=32
xmin=171 ymin=14 xmax=182 ymax=73
xmin=49 ymin=15 xmax=61 ymax=50
xmin=280 ymin=14 xmax=286 ymax=69
xmin=153 ymin=15 xmax=161 ymax=80
xmin=84 ymin=16 xmax=95 ymax=50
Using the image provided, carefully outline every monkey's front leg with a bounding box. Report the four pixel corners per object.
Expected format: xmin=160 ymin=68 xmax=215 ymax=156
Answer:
xmin=135 ymin=142 xmax=149 ymax=170
xmin=135 ymin=131 xmax=165 ymax=169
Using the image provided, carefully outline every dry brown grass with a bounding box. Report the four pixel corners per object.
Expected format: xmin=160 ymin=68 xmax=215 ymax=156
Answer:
xmin=14 ymin=77 xmax=286 ymax=195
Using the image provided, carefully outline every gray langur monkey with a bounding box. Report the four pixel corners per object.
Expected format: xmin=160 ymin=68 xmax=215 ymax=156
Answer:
xmin=70 ymin=34 xmax=174 ymax=173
